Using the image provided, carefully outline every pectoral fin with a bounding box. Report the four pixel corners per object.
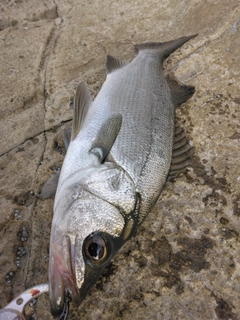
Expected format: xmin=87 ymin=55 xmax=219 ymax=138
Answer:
xmin=90 ymin=113 xmax=122 ymax=162
xmin=38 ymin=171 xmax=60 ymax=199
xmin=63 ymin=127 xmax=72 ymax=150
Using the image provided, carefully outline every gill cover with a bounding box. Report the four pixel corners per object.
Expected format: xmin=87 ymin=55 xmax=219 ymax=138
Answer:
xmin=49 ymin=163 xmax=137 ymax=315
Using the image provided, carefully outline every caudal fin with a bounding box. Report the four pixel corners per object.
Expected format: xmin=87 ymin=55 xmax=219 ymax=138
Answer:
xmin=134 ymin=34 xmax=198 ymax=61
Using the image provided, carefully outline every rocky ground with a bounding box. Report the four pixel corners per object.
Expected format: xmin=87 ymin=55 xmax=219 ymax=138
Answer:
xmin=0 ymin=0 xmax=240 ymax=319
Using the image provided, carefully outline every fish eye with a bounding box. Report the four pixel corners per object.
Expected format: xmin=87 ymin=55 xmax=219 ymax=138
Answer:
xmin=84 ymin=234 xmax=107 ymax=264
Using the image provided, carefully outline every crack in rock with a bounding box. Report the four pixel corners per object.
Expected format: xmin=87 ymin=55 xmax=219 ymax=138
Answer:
xmin=0 ymin=119 xmax=71 ymax=158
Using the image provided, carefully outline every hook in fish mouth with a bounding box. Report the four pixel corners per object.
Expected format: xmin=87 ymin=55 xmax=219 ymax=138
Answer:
xmin=49 ymin=235 xmax=81 ymax=316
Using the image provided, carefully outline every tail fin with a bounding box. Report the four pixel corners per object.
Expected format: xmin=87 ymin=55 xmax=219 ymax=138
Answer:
xmin=134 ymin=34 xmax=198 ymax=61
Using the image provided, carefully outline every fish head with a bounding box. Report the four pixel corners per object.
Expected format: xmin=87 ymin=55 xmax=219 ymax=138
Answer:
xmin=49 ymin=163 xmax=137 ymax=315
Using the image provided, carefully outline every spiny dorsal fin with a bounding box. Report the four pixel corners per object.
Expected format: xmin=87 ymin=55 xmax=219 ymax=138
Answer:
xmin=106 ymin=55 xmax=129 ymax=74
xmin=168 ymin=120 xmax=194 ymax=180
xmin=166 ymin=73 xmax=195 ymax=108
xmin=62 ymin=127 xmax=72 ymax=150
xmin=90 ymin=113 xmax=122 ymax=162
xmin=135 ymin=34 xmax=198 ymax=61
xmin=71 ymin=81 xmax=93 ymax=140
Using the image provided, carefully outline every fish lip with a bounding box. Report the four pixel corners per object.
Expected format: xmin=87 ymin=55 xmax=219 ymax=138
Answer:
xmin=49 ymin=235 xmax=81 ymax=316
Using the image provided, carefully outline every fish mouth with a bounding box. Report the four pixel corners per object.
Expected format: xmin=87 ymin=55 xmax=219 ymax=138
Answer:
xmin=49 ymin=235 xmax=81 ymax=316
xmin=49 ymin=233 xmax=124 ymax=316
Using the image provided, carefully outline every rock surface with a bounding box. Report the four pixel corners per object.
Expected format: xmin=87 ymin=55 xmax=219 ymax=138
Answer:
xmin=0 ymin=0 xmax=239 ymax=319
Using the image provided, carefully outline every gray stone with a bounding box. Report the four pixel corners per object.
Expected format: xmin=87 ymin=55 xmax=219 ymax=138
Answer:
xmin=0 ymin=0 xmax=239 ymax=319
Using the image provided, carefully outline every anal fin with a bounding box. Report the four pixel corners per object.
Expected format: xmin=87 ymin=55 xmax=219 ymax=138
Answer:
xmin=168 ymin=120 xmax=193 ymax=180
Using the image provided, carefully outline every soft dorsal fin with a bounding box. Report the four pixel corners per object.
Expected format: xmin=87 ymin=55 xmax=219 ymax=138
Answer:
xmin=90 ymin=113 xmax=122 ymax=162
xmin=168 ymin=120 xmax=193 ymax=180
xmin=134 ymin=34 xmax=198 ymax=62
xmin=71 ymin=81 xmax=93 ymax=140
xmin=106 ymin=55 xmax=129 ymax=74
xmin=165 ymin=73 xmax=195 ymax=108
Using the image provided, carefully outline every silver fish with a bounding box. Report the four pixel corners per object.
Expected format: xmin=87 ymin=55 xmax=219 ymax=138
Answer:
xmin=48 ymin=35 xmax=197 ymax=315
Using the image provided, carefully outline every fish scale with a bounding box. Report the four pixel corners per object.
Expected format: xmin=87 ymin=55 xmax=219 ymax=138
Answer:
xmin=90 ymin=54 xmax=175 ymax=221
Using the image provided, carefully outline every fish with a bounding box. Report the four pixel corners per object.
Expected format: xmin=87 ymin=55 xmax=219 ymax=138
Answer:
xmin=46 ymin=34 xmax=197 ymax=315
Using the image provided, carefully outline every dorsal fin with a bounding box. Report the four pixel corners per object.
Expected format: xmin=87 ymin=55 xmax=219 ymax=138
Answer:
xmin=166 ymin=73 xmax=195 ymax=108
xmin=134 ymin=34 xmax=198 ymax=62
xmin=106 ymin=55 xmax=129 ymax=74
xmin=71 ymin=81 xmax=93 ymax=140
xmin=90 ymin=113 xmax=122 ymax=162
xmin=168 ymin=120 xmax=193 ymax=180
